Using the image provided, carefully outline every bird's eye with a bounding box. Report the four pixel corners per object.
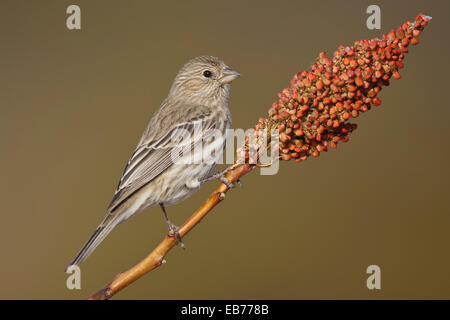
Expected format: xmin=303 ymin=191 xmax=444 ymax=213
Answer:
xmin=203 ymin=70 xmax=212 ymax=78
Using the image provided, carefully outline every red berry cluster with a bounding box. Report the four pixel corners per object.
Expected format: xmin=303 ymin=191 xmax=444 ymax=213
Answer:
xmin=239 ymin=14 xmax=431 ymax=164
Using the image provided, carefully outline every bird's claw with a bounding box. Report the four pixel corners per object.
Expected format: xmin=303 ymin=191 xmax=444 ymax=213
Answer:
xmin=168 ymin=222 xmax=185 ymax=249
xmin=219 ymin=176 xmax=243 ymax=189
xmin=220 ymin=176 xmax=235 ymax=188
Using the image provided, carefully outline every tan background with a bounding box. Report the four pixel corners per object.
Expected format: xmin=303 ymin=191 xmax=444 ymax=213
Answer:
xmin=0 ymin=0 xmax=449 ymax=299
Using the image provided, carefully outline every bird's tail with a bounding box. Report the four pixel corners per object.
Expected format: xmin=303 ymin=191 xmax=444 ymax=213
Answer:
xmin=66 ymin=213 xmax=120 ymax=271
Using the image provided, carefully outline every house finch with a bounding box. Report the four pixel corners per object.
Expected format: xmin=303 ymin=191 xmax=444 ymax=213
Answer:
xmin=67 ymin=56 xmax=240 ymax=268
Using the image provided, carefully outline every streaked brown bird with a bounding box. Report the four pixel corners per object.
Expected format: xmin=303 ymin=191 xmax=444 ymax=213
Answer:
xmin=67 ymin=56 xmax=240 ymax=268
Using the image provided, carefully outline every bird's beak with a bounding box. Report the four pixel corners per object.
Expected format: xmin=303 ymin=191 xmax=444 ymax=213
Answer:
xmin=219 ymin=67 xmax=241 ymax=85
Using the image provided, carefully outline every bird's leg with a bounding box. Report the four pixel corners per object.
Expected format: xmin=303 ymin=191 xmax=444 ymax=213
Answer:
xmin=201 ymin=164 xmax=242 ymax=189
xmin=159 ymin=203 xmax=185 ymax=249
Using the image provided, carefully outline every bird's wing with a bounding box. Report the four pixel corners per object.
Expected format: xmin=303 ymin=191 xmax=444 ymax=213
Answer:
xmin=107 ymin=106 xmax=220 ymax=212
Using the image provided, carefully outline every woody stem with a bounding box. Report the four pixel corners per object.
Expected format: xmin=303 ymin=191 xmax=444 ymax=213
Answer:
xmin=87 ymin=163 xmax=254 ymax=300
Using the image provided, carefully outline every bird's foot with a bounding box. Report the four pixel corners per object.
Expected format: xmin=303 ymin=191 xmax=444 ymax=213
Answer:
xmin=219 ymin=175 xmax=242 ymax=189
xmin=202 ymin=165 xmax=243 ymax=189
xmin=167 ymin=221 xmax=185 ymax=249
xmin=219 ymin=175 xmax=235 ymax=188
xmin=201 ymin=165 xmax=236 ymax=183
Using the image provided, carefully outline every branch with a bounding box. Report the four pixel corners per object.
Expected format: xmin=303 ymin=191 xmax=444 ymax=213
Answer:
xmin=87 ymin=13 xmax=431 ymax=300
xmin=88 ymin=163 xmax=254 ymax=300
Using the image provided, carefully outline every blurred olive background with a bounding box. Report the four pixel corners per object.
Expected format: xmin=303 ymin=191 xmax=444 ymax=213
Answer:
xmin=0 ymin=0 xmax=449 ymax=299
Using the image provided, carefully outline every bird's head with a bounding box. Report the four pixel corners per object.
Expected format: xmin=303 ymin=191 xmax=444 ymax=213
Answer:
xmin=169 ymin=56 xmax=240 ymax=105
